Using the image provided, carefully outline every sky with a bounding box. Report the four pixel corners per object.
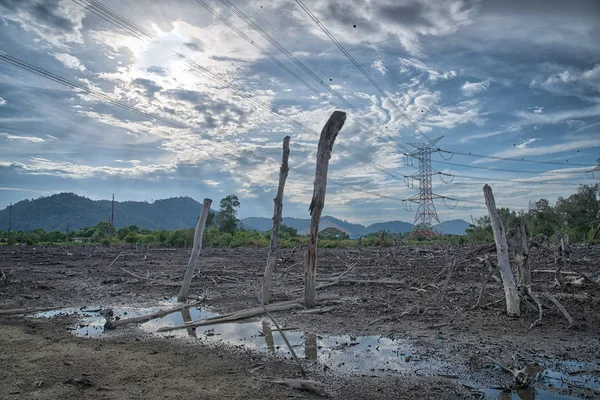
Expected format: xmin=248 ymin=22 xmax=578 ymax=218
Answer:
xmin=0 ymin=0 xmax=599 ymax=225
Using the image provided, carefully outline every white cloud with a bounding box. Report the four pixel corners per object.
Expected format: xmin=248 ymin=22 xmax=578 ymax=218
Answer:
xmin=475 ymin=137 xmax=600 ymax=162
xmin=4 ymin=157 xmax=176 ymax=179
xmin=0 ymin=97 xmax=6 ymax=106
xmin=398 ymin=58 xmax=457 ymax=82
xmin=515 ymin=138 xmax=540 ymax=149
xmin=0 ymin=133 xmax=45 ymax=143
xmin=203 ymin=180 xmax=220 ymax=187
xmin=461 ymin=79 xmax=490 ymax=96
xmin=531 ymin=64 xmax=600 ymax=94
xmin=53 ymin=53 xmax=86 ymax=71
xmin=517 ymin=103 xmax=600 ymax=125
xmin=371 ymin=59 xmax=387 ymax=76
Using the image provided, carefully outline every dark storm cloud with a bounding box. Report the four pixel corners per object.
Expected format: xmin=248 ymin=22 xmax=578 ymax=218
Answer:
xmin=376 ymin=3 xmax=430 ymax=28
xmin=132 ymin=78 xmax=163 ymax=98
xmin=0 ymin=0 xmax=76 ymax=31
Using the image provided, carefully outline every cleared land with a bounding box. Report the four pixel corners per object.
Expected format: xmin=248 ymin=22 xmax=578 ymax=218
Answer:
xmin=1 ymin=245 xmax=599 ymax=399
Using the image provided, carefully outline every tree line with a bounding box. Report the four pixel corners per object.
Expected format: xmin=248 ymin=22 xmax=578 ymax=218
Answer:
xmin=1 ymin=185 xmax=598 ymax=247
xmin=466 ymin=184 xmax=599 ymax=244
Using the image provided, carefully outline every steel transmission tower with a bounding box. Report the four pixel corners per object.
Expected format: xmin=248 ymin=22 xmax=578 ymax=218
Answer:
xmin=403 ymin=136 xmax=444 ymax=238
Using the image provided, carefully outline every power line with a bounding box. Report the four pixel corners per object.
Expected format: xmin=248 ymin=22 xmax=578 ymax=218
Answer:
xmin=438 ymin=148 xmax=596 ymax=167
xmin=198 ymin=0 xmax=413 ymax=153
xmin=432 ymin=159 xmax=591 ymax=175
xmin=438 ymin=171 xmax=588 ymax=187
xmin=0 ymin=51 xmax=419 ymax=209
xmin=294 ymin=0 xmax=427 ymax=138
xmin=69 ymin=0 xmax=414 ymax=183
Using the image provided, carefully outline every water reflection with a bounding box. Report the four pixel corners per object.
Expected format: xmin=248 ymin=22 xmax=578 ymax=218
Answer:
xmin=486 ymin=387 xmax=579 ymax=400
xmin=496 ymin=387 xmax=535 ymax=400
xmin=181 ymin=308 xmax=197 ymax=338
xmin=305 ymin=333 xmax=317 ymax=360
xmin=261 ymin=320 xmax=275 ymax=354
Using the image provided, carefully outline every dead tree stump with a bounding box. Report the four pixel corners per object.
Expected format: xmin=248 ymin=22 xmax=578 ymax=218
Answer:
xmin=177 ymin=198 xmax=212 ymax=302
xmin=483 ymin=184 xmax=520 ymax=316
xmin=262 ymin=136 xmax=291 ymax=305
xmin=304 ymin=111 xmax=346 ymax=308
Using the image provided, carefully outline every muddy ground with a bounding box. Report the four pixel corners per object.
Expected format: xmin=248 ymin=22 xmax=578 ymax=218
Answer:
xmin=1 ymin=244 xmax=599 ymax=399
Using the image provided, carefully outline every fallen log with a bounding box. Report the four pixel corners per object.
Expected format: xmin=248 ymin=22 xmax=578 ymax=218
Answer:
xmin=0 ymin=306 xmax=61 ymax=315
xmin=569 ymin=266 xmax=600 ymax=290
xmin=543 ymin=292 xmax=573 ymax=327
xmin=104 ymin=301 xmax=203 ymax=330
xmin=157 ymin=296 xmax=334 ymax=332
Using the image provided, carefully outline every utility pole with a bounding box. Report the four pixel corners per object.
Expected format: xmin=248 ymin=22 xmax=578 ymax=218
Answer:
xmin=66 ymin=224 xmax=69 ymax=243
xmin=110 ymin=193 xmax=115 ymax=239
xmin=7 ymin=202 xmax=12 ymax=235
xmin=403 ymin=136 xmax=444 ymax=238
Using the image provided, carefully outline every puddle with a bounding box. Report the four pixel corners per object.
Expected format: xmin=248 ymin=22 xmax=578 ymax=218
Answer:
xmin=482 ymin=387 xmax=581 ymax=400
xmin=35 ymin=304 xmax=449 ymax=376
xmin=34 ymin=304 xmax=600 ymax=394
xmin=540 ymin=361 xmax=600 ymax=392
xmin=478 ymin=360 xmax=600 ymax=400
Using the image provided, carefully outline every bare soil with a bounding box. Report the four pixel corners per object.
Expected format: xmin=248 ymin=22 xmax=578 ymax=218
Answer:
xmin=1 ymin=244 xmax=599 ymax=399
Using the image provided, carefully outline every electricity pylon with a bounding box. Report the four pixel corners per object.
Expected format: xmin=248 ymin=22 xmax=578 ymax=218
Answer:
xmin=403 ymin=136 xmax=444 ymax=238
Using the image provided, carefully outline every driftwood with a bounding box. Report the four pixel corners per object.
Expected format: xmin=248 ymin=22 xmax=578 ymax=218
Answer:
xmin=178 ymin=198 xmax=212 ymax=301
xmin=439 ymin=257 xmax=456 ymax=302
xmin=312 ymin=261 xmax=358 ymax=290
xmin=119 ymin=267 xmax=155 ymax=281
xmin=300 ymin=306 xmax=336 ymax=314
xmin=107 ymin=252 xmax=123 ymax=269
xmin=319 ymin=278 xmax=405 ymax=286
xmin=157 ymin=296 xmax=334 ymax=332
xmin=485 ymin=356 xmax=543 ymax=386
xmin=263 ymin=136 xmax=290 ymax=305
xmin=483 ymin=184 xmax=520 ymax=316
xmin=543 ymin=292 xmax=573 ymax=327
xmin=256 ymin=292 xmax=306 ymax=379
xmin=569 ymin=266 xmax=600 ymax=290
xmin=0 ymin=306 xmax=61 ymax=315
xmin=104 ymin=301 xmax=203 ymax=329
xmin=526 ymin=287 xmax=543 ymax=331
xmin=305 ymin=111 xmax=346 ymax=308
xmin=471 ymin=256 xmax=495 ymax=310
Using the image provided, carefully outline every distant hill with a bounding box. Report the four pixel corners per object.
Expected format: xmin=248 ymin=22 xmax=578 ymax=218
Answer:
xmin=366 ymin=220 xmax=413 ymax=234
xmin=436 ymin=219 xmax=471 ymax=235
xmin=0 ymin=192 xmax=471 ymax=235
xmin=0 ymin=193 xmax=210 ymax=232
xmin=242 ymin=216 xmax=467 ymax=236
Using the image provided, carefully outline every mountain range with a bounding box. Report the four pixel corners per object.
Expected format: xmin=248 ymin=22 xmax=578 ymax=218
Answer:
xmin=0 ymin=193 xmax=470 ymax=235
xmin=241 ymin=217 xmax=470 ymax=236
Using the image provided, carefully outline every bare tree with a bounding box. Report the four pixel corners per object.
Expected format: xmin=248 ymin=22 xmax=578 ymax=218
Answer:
xmin=177 ymin=198 xmax=212 ymax=302
xmin=304 ymin=111 xmax=346 ymax=308
xmin=483 ymin=184 xmax=520 ymax=316
xmin=262 ymin=136 xmax=291 ymax=305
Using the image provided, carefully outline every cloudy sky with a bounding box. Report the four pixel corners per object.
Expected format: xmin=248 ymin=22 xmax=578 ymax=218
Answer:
xmin=1 ymin=0 xmax=599 ymax=225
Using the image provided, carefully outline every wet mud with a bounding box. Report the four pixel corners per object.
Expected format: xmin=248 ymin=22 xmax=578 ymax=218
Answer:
xmin=1 ymin=245 xmax=599 ymax=399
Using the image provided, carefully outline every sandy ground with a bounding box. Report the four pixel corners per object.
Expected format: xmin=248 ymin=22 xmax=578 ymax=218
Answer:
xmin=1 ymin=245 xmax=599 ymax=399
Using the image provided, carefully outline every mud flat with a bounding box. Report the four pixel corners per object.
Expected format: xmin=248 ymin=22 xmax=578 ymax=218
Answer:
xmin=1 ymin=245 xmax=599 ymax=399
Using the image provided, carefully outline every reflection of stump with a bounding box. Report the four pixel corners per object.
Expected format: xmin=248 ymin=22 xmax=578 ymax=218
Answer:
xmin=181 ymin=308 xmax=197 ymax=338
xmin=262 ymin=320 xmax=275 ymax=354
xmin=305 ymin=333 xmax=317 ymax=360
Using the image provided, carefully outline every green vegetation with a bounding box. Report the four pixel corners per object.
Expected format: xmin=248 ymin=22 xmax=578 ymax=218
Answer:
xmin=465 ymin=184 xmax=599 ymax=244
xmin=1 ymin=185 xmax=598 ymax=247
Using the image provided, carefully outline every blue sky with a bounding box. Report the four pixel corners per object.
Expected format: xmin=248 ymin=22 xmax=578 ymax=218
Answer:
xmin=0 ymin=0 xmax=599 ymax=224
